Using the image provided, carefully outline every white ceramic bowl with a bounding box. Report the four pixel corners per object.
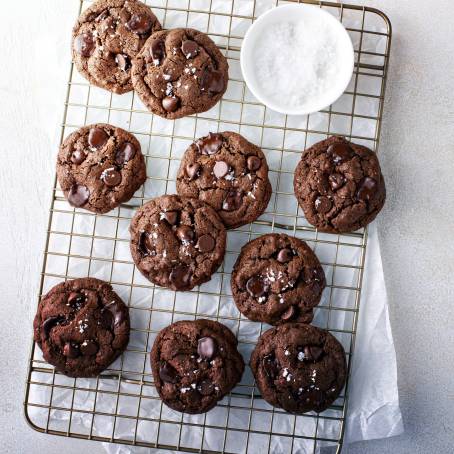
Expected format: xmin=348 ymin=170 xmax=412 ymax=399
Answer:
xmin=240 ymin=4 xmax=354 ymax=116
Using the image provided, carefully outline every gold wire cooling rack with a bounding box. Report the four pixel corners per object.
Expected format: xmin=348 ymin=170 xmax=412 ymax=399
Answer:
xmin=24 ymin=0 xmax=392 ymax=452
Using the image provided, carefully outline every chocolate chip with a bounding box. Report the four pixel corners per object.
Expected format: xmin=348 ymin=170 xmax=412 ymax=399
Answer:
xmin=196 ymin=133 xmax=223 ymax=155
xmin=126 ymin=13 xmax=152 ymax=34
xmin=247 ymin=155 xmax=261 ymax=171
xmin=176 ymin=225 xmax=194 ymax=243
xmin=222 ymin=190 xmax=243 ymax=212
xmin=304 ymin=345 xmax=323 ymax=362
xmin=200 ymin=68 xmax=225 ymax=95
xmin=74 ymin=32 xmax=95 ymax=57
xmin=71 ymin=149 xmax=86 ymax=165
xmin=159 ymin=363 xmax=178 ymax=383
xmin=357 ymin=177 xmax=377 ymax=202
xmin=169 ymin=265 xmax=192 ymax=289
xmin=314 ymin=196 xmax=332 ymax=214
xmin=162 ymin=211 xmax=179 ymax=225
xmin=263 ymin=354 xmax=278 ymax=380
xmin=68 ymin=184 xmax=90 ymax=207
xmin=115 ymin=54 xmax=130 ymax=71
xmin=80 ymin=340 xmax=99 ymax=356
xmin=138 ymin=231 xmax=155 ymax=256
xmin=149 ymin=39 xmax=165 ymax=64
xmin=196 ymin=234 xmax=215 ymax=253
xmin=63 ymin=342 xmax=80 ymax=358
xmin=162 ymin=96 xmax=180 ymax=112
xmin=101 ymin=168 xmax=122 ymax=187
xmin=41 ymin=316 xmax=64 ymax=339
xmin=88 ymin=127 xmax=108 ymax=149
xmin=327 ymin=142 xmax=354 ymax=164
xmin=101 ymin=301 xmax=126 ymax=330
xmin=213 ymin=161 xmax=229 ymax=178
xmin=197 ymin=337 xmax=216 ymax=360
xmin=199 ymin=379 xmax=214 ymax=395
xmin=281 ymin=305 xmax=296 ymax=321
xmin=115 ymin=142 xmax=136 ymax=166
xmin=186 ymin=163 xmax=200 ymax=180
xmin=246 ymin=276 xmax=268 ymax=298
xmin=67 ymin=292 xmax=85 ymax=310
xmin=329 ymin=173 xmax=345 ymax=190
xmin=181 ymin=40 xmax=199 ymax=59
xmin=277 ymin=248 xmax=293 ymax=263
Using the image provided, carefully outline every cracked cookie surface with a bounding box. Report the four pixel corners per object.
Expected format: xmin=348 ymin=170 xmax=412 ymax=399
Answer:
xmin=57 ymin=123 xmax=146 ymax=214
xmin=151 ymin=319 xmax=244 ymax=413
xmin=176 ymin=131 xmax=272 ymax=229
xmin=72 ymin=0 xmax=161 ymax=94
xmin=293 ymin=136 xmax=386 ymax=233
xmin=33 ymin=278 xmax=130 ymax=377
xmin=131 ymin=28 xmax=229 ymax=119
xmin=251 ymin=323 xmax=346 ymax=414
xmin=129 ymin=195 xmax=227 ymax=291
xmin=231 ymin=234 xmax=325 ymax=325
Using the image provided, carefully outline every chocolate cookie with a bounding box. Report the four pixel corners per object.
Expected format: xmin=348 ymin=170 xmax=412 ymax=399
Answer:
xmin=129 ymin=195 xmax=227 ymax=291
xmin=57 ymin=124 xmax=147 ymax=214
xmin=151 ymin=319 xmax=244 ymax=413
xmin=131 ymin=28 xmax=229 ymax=119
xmin=293 ymin=136 xmax=386 ymax=233
xmin=231 ymin=234 xmax=325 ymax=325
xmin=72 ymin=0 xmax=161 ymax=94
xmin=176 ymin=131 xmax=272 ymax=229
xmin=251 ymin=323 xmax=346 ymax=414
xmin=33 ymin=278 xmax=130 ymax=377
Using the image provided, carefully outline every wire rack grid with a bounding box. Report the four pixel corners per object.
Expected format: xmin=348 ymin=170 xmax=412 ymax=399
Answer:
xmin=24 ymin=0 xmax=392 ymax=453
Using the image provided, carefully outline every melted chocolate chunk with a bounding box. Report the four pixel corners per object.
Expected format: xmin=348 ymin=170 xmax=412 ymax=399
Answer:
xmin=186 ymin=163 xmax=200 ymax=180
xmin=222 ymin=190 xmax=242 ymax=212
xmin=198 ymin=337 xmax=216 ymax=360
xmin=80 ymin=340 xmax=99 ymax=356
xmin=281 ymin=305 xmax=296 ymax=321
xmin=138 ymin=231 xmax=155 ymax=256
xmin=200 ymin=68 xmax=225 ymax=95
xmin=169 ymin=265 xmax=192 ymax=289
xmin=71 ymin=149 xmax=86 ymax=165
xmin=68 ymin=184 xmax=90 ymax=207
xmin=41 ymin=316 xmax=65 ymax=339
xmin=247 ymin=155 xmax=261 ymax=171
xmin=303 ymin=345 xmax=324 ymax=362
xmin=246 ymin=276 xmax=268 ymax=298
xmin=277 ymin=248 xmax=293 ymax=263
xmin=213 ymin=161 xmax=229 ymax=178
xmin=159 ymin=362 xmax=178 ymax=383
xmin=329 ymin=173 xmax=345 ymax=190
xmin=115 ymin=142 xmax=136 ymax=165
xmin=115 ymin=54 xmax=130 ymax=71
xmin=327 ymin=142 xmax=355 ymax=164
xmin=63 ymin=342 xmax=80 ymax=358
xmin=67 ymin=292 xmax=86 ymax=310
xmin=181 ymin=40 xmax=199 ymax=59
xmin=314 ymin=196 xmax=332 ymax=214
xmin=88 ymin=128 xmax=108 ymax=149
xmin=196 ymin=133 xmax=223 ymax=155
xmin=162 ymin=96 xmax=180 ymax=112
xmin=101 ymin=301 xmax=126 ymax=330
xmin=196 ymin=234 xmax=215 ymax=253
xmin=101 ymin=168 xmax=122 ymax=187
xmin=162 ymin=210 xmax=179 ymax=225
xmin=126 ymin=13 xmax=152 ymax=34
xmin=263 ymin=354 xmax=279 ymax=380
xmin=74 ymin=32 xmax=95 ymax=57
xmin=149 ymin=39 xmax=165 ymax=64
xmin=176 ymin=225 xmax=194 ymax=243
xmin=357 ymin=177 xmax=377 ymax=202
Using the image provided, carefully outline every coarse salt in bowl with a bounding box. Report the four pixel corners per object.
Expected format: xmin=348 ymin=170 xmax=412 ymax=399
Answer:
xmin=240 ymin=4 xmax=354 ymax=116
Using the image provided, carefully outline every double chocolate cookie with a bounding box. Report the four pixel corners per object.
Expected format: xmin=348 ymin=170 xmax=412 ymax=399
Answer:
xmin=231 ymin=234 xmax=325 ymax=325
xmin=293 ymin=136 xmax=386 ymax=233
xmin=151 ymin=319 xmax=244 ymax=413
xmin=129 ymin=195 xmax=226 ymax=291
xmin=33 ymin=278 xmax=130 ymax=377
xmin=57 ymin=124 xmax=146 ymax=214
xmin=251 ymin=323 xmax=346 ymax=414
xmin=176 ymin=132 xmax=272 ymax=229
xmin=131 ymin=28 xmax=229 ymax=119
xmin=72 ymin=0 xmax=161 ymax=94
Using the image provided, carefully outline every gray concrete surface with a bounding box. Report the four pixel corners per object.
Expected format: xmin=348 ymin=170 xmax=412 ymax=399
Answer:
xmin=1 ymin=0 xmax=453 ymax=453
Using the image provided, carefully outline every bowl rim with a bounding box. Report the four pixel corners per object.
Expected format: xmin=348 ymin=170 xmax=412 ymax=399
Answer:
xmin=239 ymin=3 xmax=355 ymax=116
